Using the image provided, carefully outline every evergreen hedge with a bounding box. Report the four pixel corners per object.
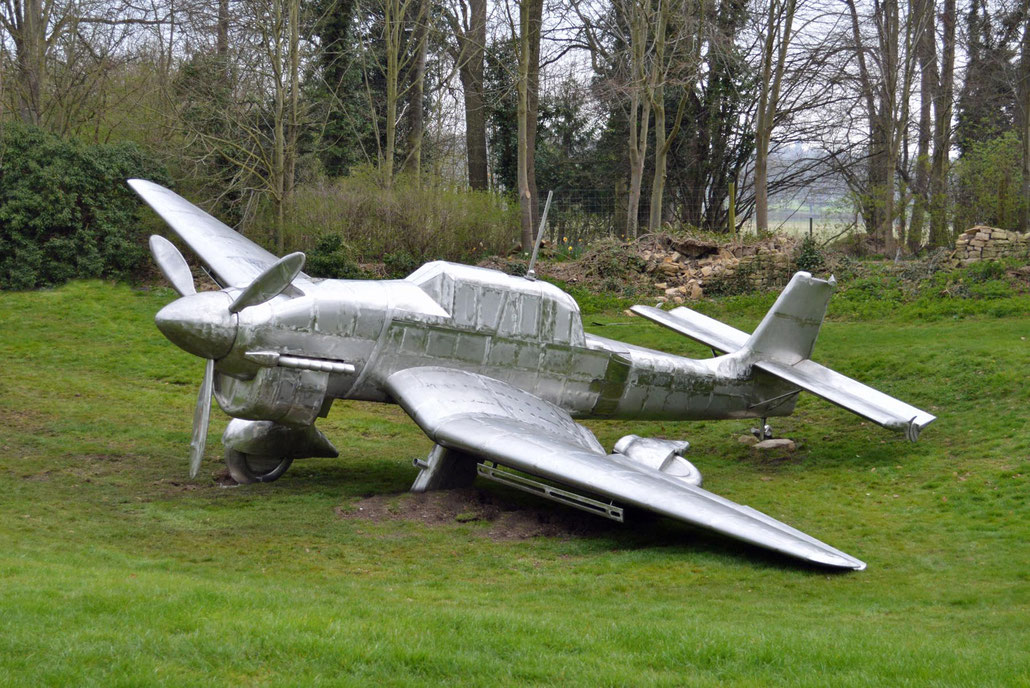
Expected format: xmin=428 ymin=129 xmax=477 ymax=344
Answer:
xmin=0 ymin=124 xmax=168 ymax=289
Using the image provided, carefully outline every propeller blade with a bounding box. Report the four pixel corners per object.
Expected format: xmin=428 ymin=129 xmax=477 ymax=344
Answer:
xmin=229 ymin=252 xmax=306 ymax=314
xmin=149 ymin=235 xmax=196 ymax=297
xmin=188 ymin=358 xmax=214 ymax=478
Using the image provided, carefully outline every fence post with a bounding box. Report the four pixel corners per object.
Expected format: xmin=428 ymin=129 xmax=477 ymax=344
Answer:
xmin=728 ymin=181 xmax=736 ymax=235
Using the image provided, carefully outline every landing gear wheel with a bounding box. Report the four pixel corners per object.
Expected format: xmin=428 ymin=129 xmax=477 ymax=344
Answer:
xmin=224 ymin=448 xmax=293 ymax=484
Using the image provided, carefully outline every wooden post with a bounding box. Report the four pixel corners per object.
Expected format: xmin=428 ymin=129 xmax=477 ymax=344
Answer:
xmin=728 ymin=181 xmax=736 ymax=235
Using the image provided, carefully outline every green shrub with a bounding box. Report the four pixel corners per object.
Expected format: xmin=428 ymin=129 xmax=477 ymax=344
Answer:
xmin=964 ymin=259 xmax=1006 ymax=283
xmin=504 ymin=260 xmax=528 ymax=276
xmin=794 ymin=235 xmax=826 ymax=274
xmin=826 ymin=260 xmax=1023 ymax=320
xmin=953 ymin=132 xmax=1026 ymax=231
xmin=0 ymin=123 xmax=168 ymax=290
xmin=541 ymin=277 xmax=633 ymax=315
xmin=306 ymin=235 xmax=367 ymax=279
xmin=275 ymin=168 xmax=518 ymax=266
xmin=383 ymin=250 xmax=420 ymax=278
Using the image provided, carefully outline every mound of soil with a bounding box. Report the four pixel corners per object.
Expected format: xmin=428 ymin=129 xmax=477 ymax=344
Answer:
xmin=336 ymin=487 xmax=617 ymax=541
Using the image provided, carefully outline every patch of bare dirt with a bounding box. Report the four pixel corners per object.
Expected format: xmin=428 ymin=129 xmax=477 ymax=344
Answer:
xmin=336 ymin=487 xmax=616 ymax=541
xmin=213 ymin=467 xmax=239 ymax=487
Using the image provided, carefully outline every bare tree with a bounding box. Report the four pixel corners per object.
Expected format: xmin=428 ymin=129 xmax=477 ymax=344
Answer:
xmin=927 ymin=0 xmax=955 ymax=245
xmin=0 ymin=0 xmax=167 ymax=132
xmin=841 ymin=0 xmax=918 ymax=252
xmin=515 ymin=0 xmax=542 ymax=250
xmin=577 ymin=0 xmax=702 ymax=239
xmin=376 ymin=0 xmax=428 ymax=185
xmin=445 ymin=0 xmax=488 ymax=189
xmin=170 ymin=0 xmax=306 ymax=252
xmin=753 ymin=0 xmax=797 ymax=234
xmin=1019 ymin=0 xmax=1030 ymax=231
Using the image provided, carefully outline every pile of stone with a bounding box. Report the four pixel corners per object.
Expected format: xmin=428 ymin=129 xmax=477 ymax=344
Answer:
xmin=953 ymin=226 xmax=1030 ymax=264
xmin=640 ymin=235 xmax=798 ymax=304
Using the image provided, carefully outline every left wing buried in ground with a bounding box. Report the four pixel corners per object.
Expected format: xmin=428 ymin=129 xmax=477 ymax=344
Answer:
xmin=384 ymin=366 xmax=866 ymax=570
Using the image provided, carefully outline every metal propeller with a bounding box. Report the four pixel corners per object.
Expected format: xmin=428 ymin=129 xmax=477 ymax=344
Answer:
xmin=230 ymin=252 xmax=305 ymax=313
xmin=189 ymin=359 xmax=214 ymax=478
xmin=149 ymin=235 xmax=196 ymax=297
xmin=149 ymin=235 xmax=306 ymax=478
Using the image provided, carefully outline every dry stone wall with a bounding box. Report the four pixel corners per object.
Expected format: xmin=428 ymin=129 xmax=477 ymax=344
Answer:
xmin=953 ymin=226 xmax=1029 ymax=264
xmin=641 ymin=235 xmax=798 ymax=303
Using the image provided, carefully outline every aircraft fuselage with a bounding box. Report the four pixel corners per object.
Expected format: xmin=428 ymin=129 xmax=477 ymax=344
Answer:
xmin=210 ymin=274 xmax=798 ymax=427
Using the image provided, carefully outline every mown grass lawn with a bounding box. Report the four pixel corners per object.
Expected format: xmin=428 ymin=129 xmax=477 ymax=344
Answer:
xmin=1 ymin=280 xmax=1028 ymax=687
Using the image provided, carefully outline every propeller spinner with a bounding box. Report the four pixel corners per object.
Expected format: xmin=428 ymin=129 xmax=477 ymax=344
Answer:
xmin=149 ymin=235 xmax=306 ymax=478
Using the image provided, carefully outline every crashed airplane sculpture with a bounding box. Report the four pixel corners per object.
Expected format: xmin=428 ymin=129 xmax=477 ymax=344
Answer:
xmin=131 ymin=179 xmax=935 ymax=571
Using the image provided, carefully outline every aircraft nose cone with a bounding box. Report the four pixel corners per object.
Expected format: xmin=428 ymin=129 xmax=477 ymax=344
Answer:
xmin=155 ymin=291 xmax=238 ymax=359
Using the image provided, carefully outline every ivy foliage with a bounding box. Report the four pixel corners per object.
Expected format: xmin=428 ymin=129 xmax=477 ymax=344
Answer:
xmin=0 ymin=123 xmax=169 ymax=289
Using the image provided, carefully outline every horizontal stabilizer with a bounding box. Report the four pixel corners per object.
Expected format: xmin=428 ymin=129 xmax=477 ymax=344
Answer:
xmin=632 ymin=273 xmax=935 ymax=441
xmin=754 ymin=358 xmax=935 ymax=441
xmin=631 ymin=304 xmax=748 ymax=353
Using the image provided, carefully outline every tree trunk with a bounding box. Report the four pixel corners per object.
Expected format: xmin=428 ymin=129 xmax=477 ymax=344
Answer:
xmin=516 ymin=0 xmax=535 ymax=251
xmin=649 ymin=90 xmax=688 ymax=233
xmin=457 ymin=0 xmax=488 ymax=190
xmin=14 ymin=0 xmax=46 ymax=125
xmin=515 ymin=0 xmax=543 ymax=250
xmin=624 ymin=0 xmax=650 ymax=240
xmin=283 ymin=0 xmax=300 ymax=251
xmin=217 ymin=0 xmax=230 ymax=59
xmin=908 ymin=0 xmax=936 ymax=251
xmin=403 ymin=0 xmax=429 ymax=178
xmin=754 ymin=0 xmax=796 ymax=235
xmin=526 ymin=0 xmax=543 ymax=230
xmin=929 ymin=0 xmax=956 ymax=245
xmin=648 ymin=86 xmax=667 ymax=232
xmin=1019 ymin=0 xmax=1030 ymax=232
xmin=754 ymin=150 xmax=769 ymax=234
xmin=626 ymin=85 xmax=649 ymax=241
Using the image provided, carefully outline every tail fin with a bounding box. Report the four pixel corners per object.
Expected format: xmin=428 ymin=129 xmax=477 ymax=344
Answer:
xmin=743 ymin=272 xmax=834 ymax=365
xmin=630 ymin=272 xmax=936 ymax=441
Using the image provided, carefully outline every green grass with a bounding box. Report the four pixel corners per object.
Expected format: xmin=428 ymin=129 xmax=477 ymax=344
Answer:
xmin=1 ymin=280 xmax=1028 ymax=686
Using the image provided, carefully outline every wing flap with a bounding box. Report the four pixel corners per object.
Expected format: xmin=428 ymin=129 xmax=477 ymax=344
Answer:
xmin=386 ymin=367 xmax=865 ymax=570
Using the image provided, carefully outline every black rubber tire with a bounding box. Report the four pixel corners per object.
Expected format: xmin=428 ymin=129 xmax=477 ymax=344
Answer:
xmin=224 ymin=448 xmax=293 ymax=484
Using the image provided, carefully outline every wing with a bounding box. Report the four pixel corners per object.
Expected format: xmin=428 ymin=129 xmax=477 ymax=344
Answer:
xmin=129 ymin=179 xmax=309 ymax=289
xmin=385 ymin=367 xmax=865 ymax=570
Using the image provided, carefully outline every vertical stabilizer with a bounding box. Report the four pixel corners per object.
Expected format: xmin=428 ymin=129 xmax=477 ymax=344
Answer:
xmin=743 ymin=271 xmax=835 ymax=365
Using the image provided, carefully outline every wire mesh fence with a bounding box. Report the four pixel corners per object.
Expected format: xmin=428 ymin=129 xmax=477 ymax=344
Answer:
xmin=539 ymin=187 xmax=861 ymax=247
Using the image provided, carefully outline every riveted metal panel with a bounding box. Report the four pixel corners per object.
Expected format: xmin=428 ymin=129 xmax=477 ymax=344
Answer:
xmin=426 ymin=329 xmax=458 ymax=359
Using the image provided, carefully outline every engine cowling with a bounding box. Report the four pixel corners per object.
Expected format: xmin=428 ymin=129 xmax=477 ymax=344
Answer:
xmin=214 ymin=366 xmax=330 ymax=426
xmin=613 ymin=434 xmax=702 ymax=487
xmin=222 ymin=418 xmax=338 ymax=459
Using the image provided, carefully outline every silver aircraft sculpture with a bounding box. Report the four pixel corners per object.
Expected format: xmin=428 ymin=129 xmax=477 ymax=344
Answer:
xmin=130 ymin=179 xmax=935 ymax=571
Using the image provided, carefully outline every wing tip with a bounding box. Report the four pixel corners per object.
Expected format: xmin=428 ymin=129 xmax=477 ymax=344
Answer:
xmin=806 ymin=549 xmax=866 ymax=571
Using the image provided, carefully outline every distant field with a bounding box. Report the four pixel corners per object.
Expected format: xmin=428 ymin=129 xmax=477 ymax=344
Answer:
xmin=1 ymin=280 xmax=1028 ymax=686
xmin=739 ymin=216 xmax=859 ymax=241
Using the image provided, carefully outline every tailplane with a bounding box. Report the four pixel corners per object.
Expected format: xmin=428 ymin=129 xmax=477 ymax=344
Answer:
xmin=631 ymin=272 xmax=935 ymax=441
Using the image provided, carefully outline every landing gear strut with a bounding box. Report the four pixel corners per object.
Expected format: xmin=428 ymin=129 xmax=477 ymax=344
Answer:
xmin=751 ymin=418 xmax=774 ymax=441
